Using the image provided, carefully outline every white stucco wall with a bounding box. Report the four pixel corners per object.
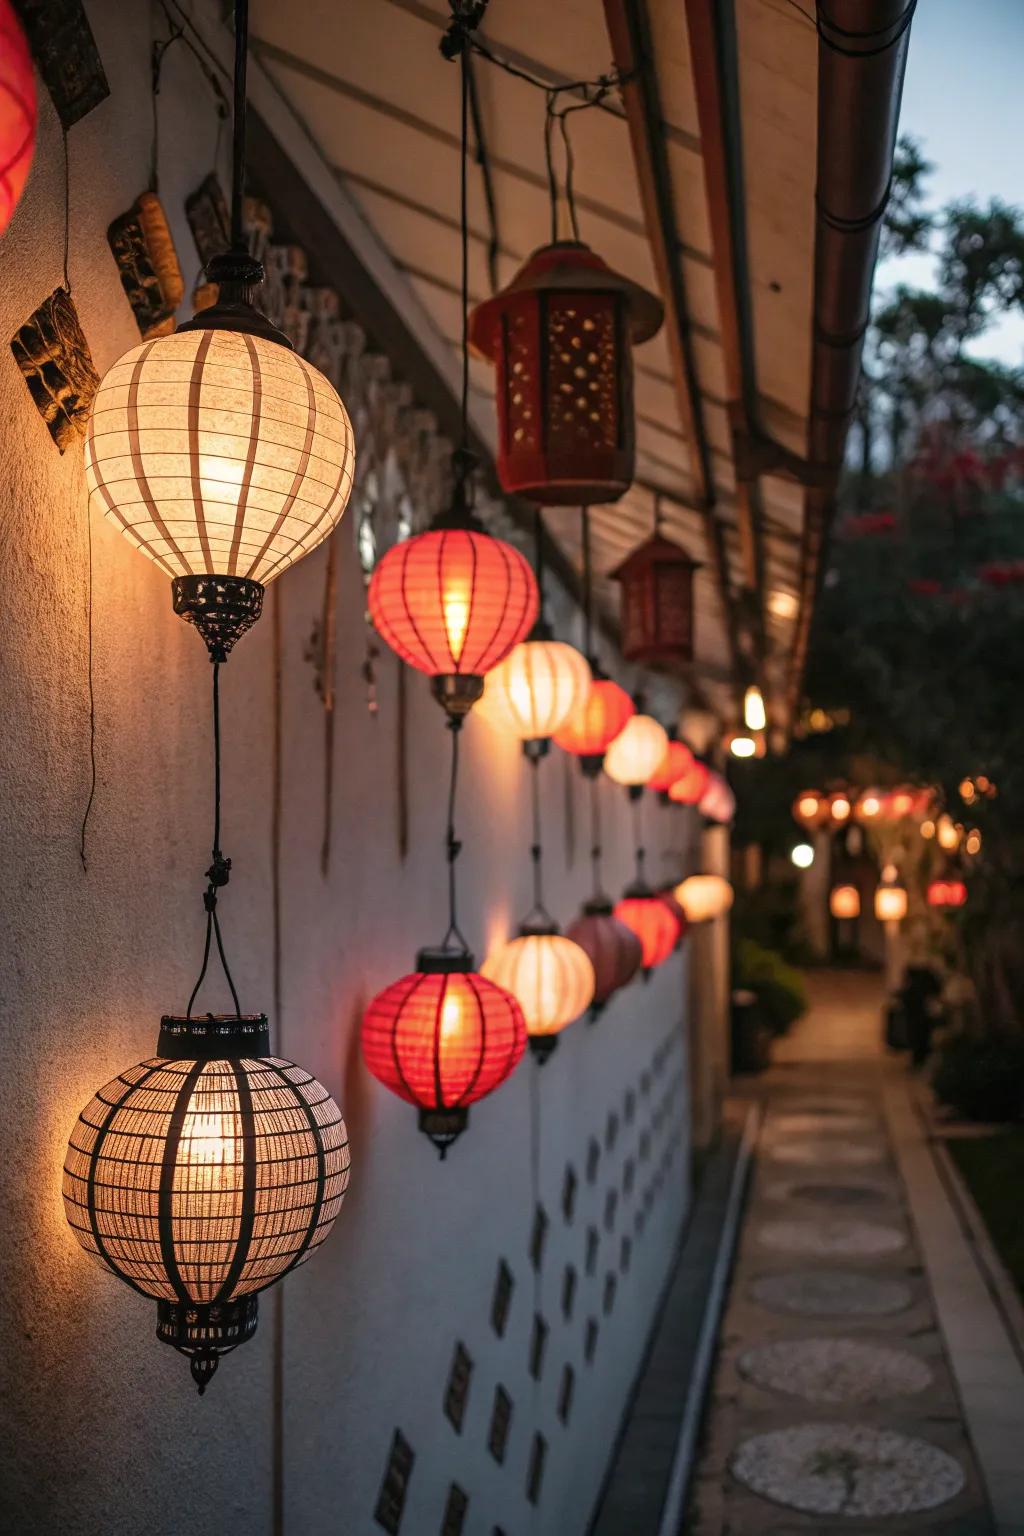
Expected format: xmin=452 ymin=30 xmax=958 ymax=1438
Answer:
xmin=0 ymin=6 xmax=696 ymax=1534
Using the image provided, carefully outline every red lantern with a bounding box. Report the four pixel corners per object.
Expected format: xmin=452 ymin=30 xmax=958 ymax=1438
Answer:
xmin=553 ymin=672 xmax=634 ymax=775
xmin=613 ymin=885 xmax=680 ymax=974
xmin=927 ymin=879 xmax=967 ymax=909
xmin=699 ymin=771 xmax=736 ymax=825
xmin=468 ymin=241 xmax=662 ymax=505
xmin=669 ymin=758 xmax=711 ymax=806
xmin=368 ymin=518 xmax=538 ymax=717
xmin=566 ymin=898 xmax=643 ymax=1015
xmin=362 ymin=950 xmax=527 ymax=1156
xmin=658 ymin=887 xmax=690 ymax=948
xmin=0 ymin=1 xmax=35 ymax=237
xmin=647 ymin=739 xmax=695 ymax=796
xmin=610 ymin=533 xmax=700 ymax=669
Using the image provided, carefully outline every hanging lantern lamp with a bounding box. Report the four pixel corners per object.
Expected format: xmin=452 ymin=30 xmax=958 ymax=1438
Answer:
xmin=674 ymin=874 xmax=734 ymax=923
xmin=854 ymin=790 xmax=883 ymax=824
xmin=647 ymin=738 xmax=695 ymax=797
xmin=874 ymin=882 xmax=908 ymax=923
xmin=830 ymin=884 xmax=861 ymax=920
xmin=698 ymin=771 xmax=736 ymax=824
xmin=476 ymin=508 xmax=590 ymax=747
xmin=614 ymin=887 xmax=680 ymax=975
xmin=566 ymin=898 xmax=642 ymax=1018
xmin=927 ymin=879 xmax=967 ymax=909
xmin=792 ymin=789 xmax=828 ymax=827
xmin=469 ymin=241 xmax=662 ymax=505
xmin=668 ymin=757 xmax=712 ymax=806
xmin=483 ymin=929 xmax=594 ymax=1062
xmin=0 ymin=0 xmax=35 ymax=238
xmin=604 ymin=711 xmax=669 ymax=794
xmin=85 ymin=1 xmax=355 ymax=662
xmin=610 ymin=499 xmax=700 ymax=669
xmin=553 ymin=670 xmax=633 ymax=773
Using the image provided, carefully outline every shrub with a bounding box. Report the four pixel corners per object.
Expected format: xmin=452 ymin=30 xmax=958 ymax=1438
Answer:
xmin=733 ymin=939 xmax=808 ymax=1035
xmin=932 ymin=1025 xmax=1024 ymax=1123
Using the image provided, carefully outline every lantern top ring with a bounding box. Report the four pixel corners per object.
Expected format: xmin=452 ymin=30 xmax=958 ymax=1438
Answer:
xmin=415 ymin=947 xmax=476 ymax=974
xmin=158 ymin=1013 xmax=270 ymax=1059
xmin=177 ymin=250 xmax=294 ymax=350
xmin=518 ymin=917 xmax=560 ymax=939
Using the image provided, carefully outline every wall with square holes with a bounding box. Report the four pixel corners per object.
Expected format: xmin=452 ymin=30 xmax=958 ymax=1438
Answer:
xmin=0 ymin=4 xmax=700 ymax=1535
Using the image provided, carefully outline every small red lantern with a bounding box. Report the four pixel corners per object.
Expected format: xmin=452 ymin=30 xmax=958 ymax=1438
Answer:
xmin=368 ymin=512 xmax=538 ymax=718
xmin=613 ymin=885 xmax=681 ymax=975
xmin=469 ymin=241 xmax=662 ymax=505
xmin=699 ymin=771 xmax=736 ymax=824
xmin=362 ymin=949 xmax=527 ymax=1156
xmin=0 ymin=1 xmax=35 ymax=237
xmin=610 ymin=532 xmax=700 ymax=669
xmin=927 ymin=879 xmax=967 ymax=909
xmin=668 ymin=758 xmax=712 ymax=806
xmin=553 ymin=671 xmax=634 ymax=775
xmin=648 ymin=739 xmax=695 ymax=796
xmin=658 ymin=887 xmax=690 ymax=949
xmin=567 ymin=897 xmax=643 ymax=1016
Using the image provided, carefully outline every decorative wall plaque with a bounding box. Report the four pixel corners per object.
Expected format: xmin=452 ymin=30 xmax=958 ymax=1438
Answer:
xmin=374 ymin=1430 xmax=415 ymax=1535
xmin=487 ymin=1386 xmax=512 ymax=1465
xmin=529 ymin=1205 xmax=548 ymax=1272
xmin=443 ymin=1342 xmax=473 ymax=1433
xmin=14 ymin=0 xmax=109 ymax=127
xmin=11 ymin=286 xmax=98 ymax=451
xmin=107 ymin=192 xmax=184 ymax=338
xmin=584 ymin=1317 xmax=599 ymax=1363
xmin=585 ymin=1226 xmax=599 ymax=1277
xmin=528 ymin=1314 xmax=548 ymax=1381
xmin=561 ymin=1265 xmax=577 ymax=1321
xmin=491 ymin=1259 xmax=514 ymax=1338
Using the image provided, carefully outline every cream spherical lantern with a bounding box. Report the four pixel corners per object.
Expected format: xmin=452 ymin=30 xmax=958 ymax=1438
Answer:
xmin=478 ymin=637 xmax=591 ymax=747
xmin=674 ymin=874 xmax=734 ymax=923
xmin=483 ymin=929 xmax=595 ymax=1061
xmin=84 ymin=2 xmax=354 ymax=663
xmin=830 ymin=884 xmax=861 ymax=919
xmin=604 ymin=713 xmax=669 ymax=790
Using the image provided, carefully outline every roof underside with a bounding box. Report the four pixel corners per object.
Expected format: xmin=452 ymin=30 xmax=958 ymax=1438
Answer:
xmin=252 ymin=0 xmax=824 ymax=726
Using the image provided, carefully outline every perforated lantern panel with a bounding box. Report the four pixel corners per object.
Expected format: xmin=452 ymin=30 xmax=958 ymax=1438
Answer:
xmin=85 ymin=329 xmax=355 ymax=583
xmin=64 ymin=1053 xmax=350 ymax=1303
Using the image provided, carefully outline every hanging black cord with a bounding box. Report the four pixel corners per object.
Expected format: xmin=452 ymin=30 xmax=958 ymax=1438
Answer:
xmin=581 ymin=504 xmax=594 ymax=661
xmin=187 ymin=662 xmax=243 ymax=1018
xmin=459 ymin=40 xmax=470 ymax=453
xmin=632 ymin=793 xmax=646 ymax=885
xmin=440 ymin=718 xmax=471 ymax=953
xmin=589 ymin=775 xmax=604 ymax=898
xmin=230 ymin=0 xmax=248 ymax=248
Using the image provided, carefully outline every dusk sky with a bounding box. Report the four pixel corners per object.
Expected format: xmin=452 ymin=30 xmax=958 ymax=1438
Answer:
xmin=877 ymin=0 xmax=1024 ymax=364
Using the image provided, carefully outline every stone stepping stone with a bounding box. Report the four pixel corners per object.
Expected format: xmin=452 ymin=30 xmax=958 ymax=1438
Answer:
xmin=767 ymin=1138 xmax=884 ymax=1168
xmin=767 ymin=1112 xmax=878 ymax=1137
xmin=731 ymin=1422 xmax=965 ymax=1516
xmin=756 ymin=1217 xmax=905 ymax=1258
xmin=751 ymin=1269 xmax=913 ymax=1317
xmin=738 ymin=1337 xmax=931 ymax=1403
xmin=761 ymin=1180 xmax=894 ymax=1207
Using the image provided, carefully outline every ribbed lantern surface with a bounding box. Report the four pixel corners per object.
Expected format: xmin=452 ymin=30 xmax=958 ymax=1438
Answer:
xmin=566 ymin=903 xmax=642 ymax=1008
xmin=613 ymin=892 xmax=680 ymax=972
xmin=482 ymin=933 xmax=595 ymax=1040
xmin=668 ymin=758 xmax=711 ymax=805
xmin=675 ymin=875 xmax=734 ymax=923
xmin=368 ymin=528 xmax=538 ymax=680
xmin=85 ymin=329 xmax=355 ymax=582
xmin=362 ymin=967 xmax=527 ymax=1114
xmin=0 ymin=0 xmax=35 ymax=236
xmin=63 ymin=1037 xmax=349 ymax=1304
xmin=553 ymin=676 xmax=634 ymax=760
xmin=478 ymin=638 xmax=591 ymax=742
xmin=604 ymin=714 xmax=669 ymax=787
xmin=648 ymin=740 xmax=695 ymax=794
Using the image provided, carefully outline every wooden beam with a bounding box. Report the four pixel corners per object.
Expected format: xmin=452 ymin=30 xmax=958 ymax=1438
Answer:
xmin=683 ymin=0 xmax=767 ymax=658
xmin=602 ymin=0 xmax=743 ymax=689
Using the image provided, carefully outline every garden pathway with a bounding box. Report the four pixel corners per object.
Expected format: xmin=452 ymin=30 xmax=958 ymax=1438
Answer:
xmin=687 ymin=970 xmax=1002 ymax=1535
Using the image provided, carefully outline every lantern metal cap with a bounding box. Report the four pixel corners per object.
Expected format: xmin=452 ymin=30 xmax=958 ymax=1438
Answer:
xmin=171 ymin=575 xmax=264 ymax=663
xmin=157 ymin=1294 xmax=259 ymax=1395
xmin=518 ymin=917 xmax=560 ymax=939
xmin=582 ymin=894 xmax=615 ymax=917
xmin=415 ymin=947 xmax=476 ymax=975
xmin=158 ymin=1014 xmax=270 ymax=1060
xmin=529 ymin=1033 xmax=559 ymax=1064
xmin=622 ymin=878 xmax=656 ymax=901
xmin=469 ymin=240 xmax=664 ymax=355
xmin=418 ymin=1106 xmax=469 ymax=1158
xmin=430 ymin=673 xmax=485 ymax=718
xmin=177 ymin=251 xmax=295 ymax=350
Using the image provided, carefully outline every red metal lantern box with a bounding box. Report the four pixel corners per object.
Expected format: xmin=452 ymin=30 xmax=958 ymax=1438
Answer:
xmin=610 ymin=533 xmax=700 ymax=668
xmin=469 ymin=241 xmax=662 ymax=505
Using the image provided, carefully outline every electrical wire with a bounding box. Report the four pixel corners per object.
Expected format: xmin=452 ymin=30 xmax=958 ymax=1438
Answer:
xmin=78 ymin=507 xmax=96 ymax=872
xmin=186 ymin=663 xmax=243 ymax=1020
xmin=439 ymin=718 xmax=471 ymax=954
